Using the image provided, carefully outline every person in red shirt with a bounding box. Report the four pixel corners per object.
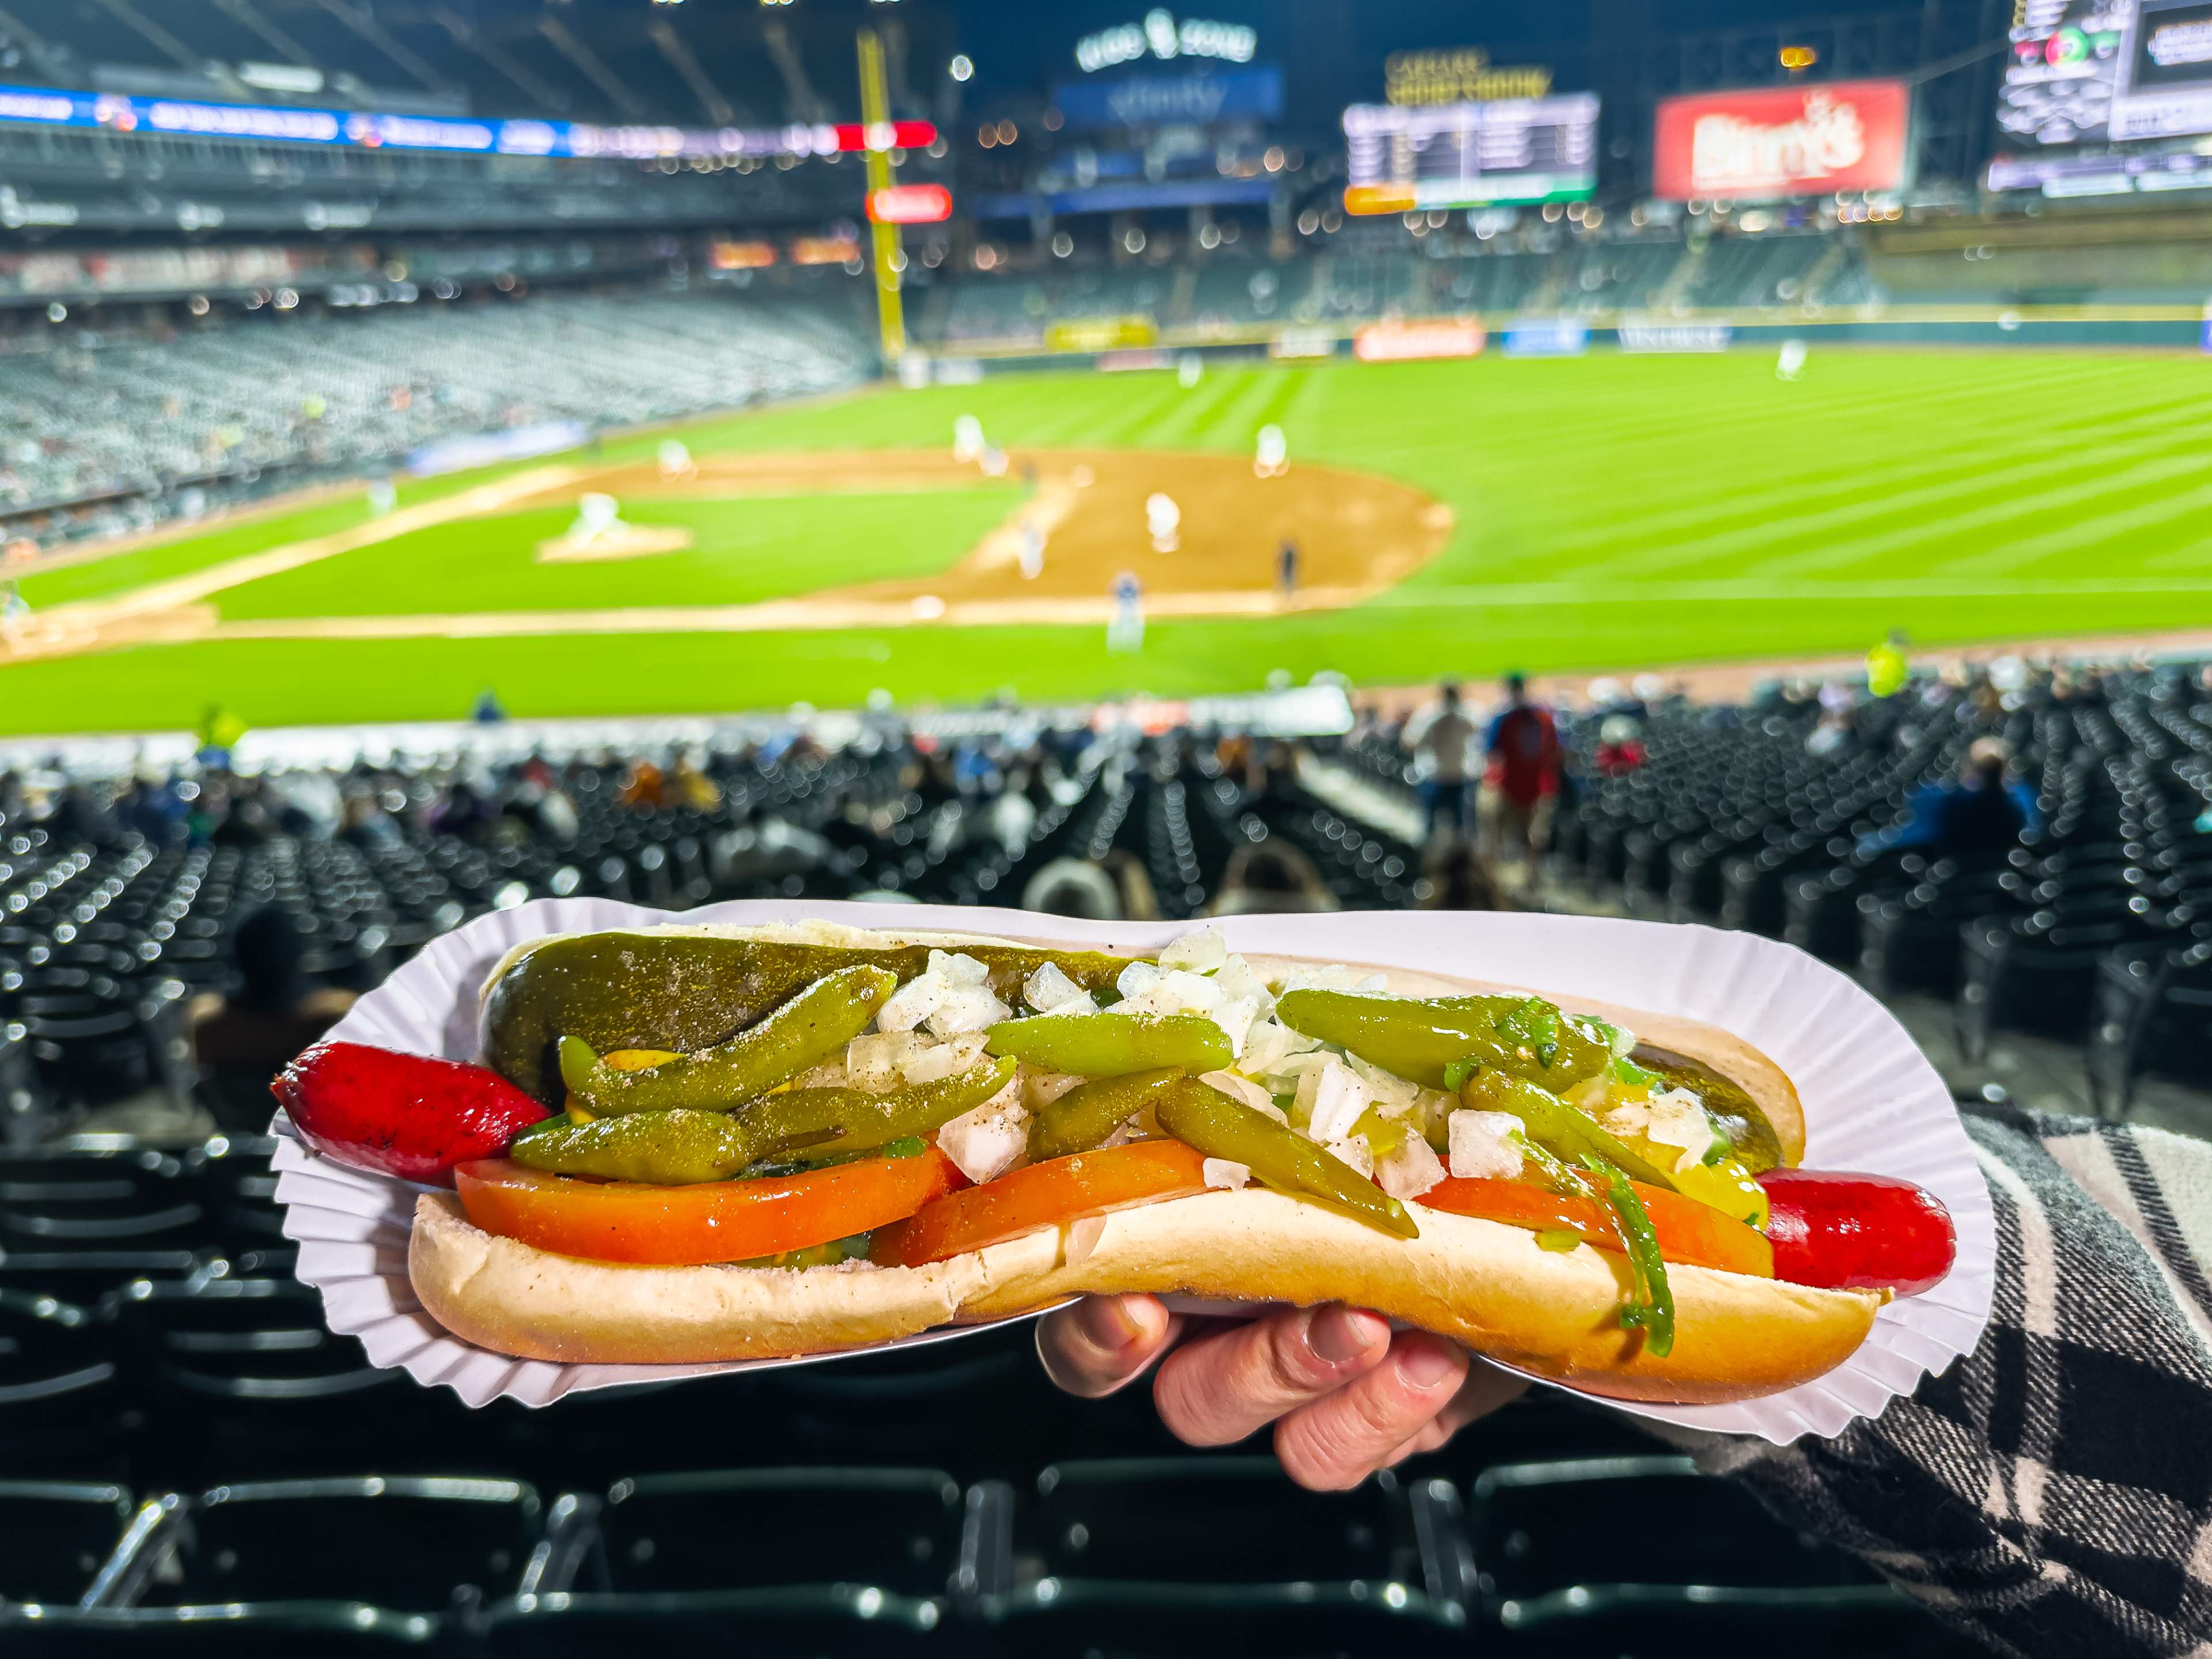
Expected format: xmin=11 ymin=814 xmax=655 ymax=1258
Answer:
xmin=1593 ymin=714 xmax=1647 ymax=777
xmin=1484 ymin=672 xmax=1559 ymax=882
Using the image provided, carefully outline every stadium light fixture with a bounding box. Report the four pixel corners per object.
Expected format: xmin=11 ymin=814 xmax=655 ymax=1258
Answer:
xmin=950 ymin=55 xmax=974 ymax=82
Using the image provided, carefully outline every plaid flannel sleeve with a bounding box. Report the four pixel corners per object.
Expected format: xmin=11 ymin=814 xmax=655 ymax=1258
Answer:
xmin=1657 ymin=1107 xmax=2212 ymax=1657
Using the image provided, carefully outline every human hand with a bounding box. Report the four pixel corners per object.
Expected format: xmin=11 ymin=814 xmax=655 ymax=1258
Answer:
xmin=1036 ymin=1294 xmax=1530 ymax=1490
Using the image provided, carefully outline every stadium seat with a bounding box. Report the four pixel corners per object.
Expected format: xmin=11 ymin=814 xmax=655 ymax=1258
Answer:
xmin=0 ymin=1480 xmax=134 ymax=1606
xmin=99 ymin=1477 xmax=541 ymax=1613
xmin=977 ymin=1457 xmax=1470 ymax=1654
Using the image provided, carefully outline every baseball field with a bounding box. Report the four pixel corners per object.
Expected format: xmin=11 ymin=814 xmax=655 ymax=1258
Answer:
xmin=6 ymin=347 xmax=2212 ymax=736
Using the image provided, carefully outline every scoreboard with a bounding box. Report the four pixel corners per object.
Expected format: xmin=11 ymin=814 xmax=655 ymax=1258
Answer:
xmin=1342 ymin=93 xmax=1599 ymax=212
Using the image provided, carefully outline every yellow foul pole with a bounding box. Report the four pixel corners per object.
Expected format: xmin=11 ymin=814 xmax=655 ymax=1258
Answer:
xmin=855 ymin=28 xmax=905 ymax=365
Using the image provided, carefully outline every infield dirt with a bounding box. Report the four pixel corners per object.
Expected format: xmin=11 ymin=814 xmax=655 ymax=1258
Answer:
xmin=0 ymin=449 xmax=1453 ymax=656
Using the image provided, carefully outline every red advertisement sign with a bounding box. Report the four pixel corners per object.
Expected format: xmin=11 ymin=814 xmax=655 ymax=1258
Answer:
xmin=1352 ymin=319 xmax=1486 ymax=362
xmin=1652 ymin=80 xmax=1910 ymax=199
xmin=832 ymin=120 xmax=937 ymax=152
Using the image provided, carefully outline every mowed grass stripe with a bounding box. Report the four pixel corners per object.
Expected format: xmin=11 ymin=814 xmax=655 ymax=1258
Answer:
xmin=1467 ymin=368 xmax=2212 ymax=579
xmin=21 ymin=349 xmax=2212 ymax=734
xmin=1140 ymin=368 xmax=1257 ymax=445
xmin=1486 ymin=359 xmax=2168 ymax=543
xmin=1642 ymin=439 xmax=2212 ymax=582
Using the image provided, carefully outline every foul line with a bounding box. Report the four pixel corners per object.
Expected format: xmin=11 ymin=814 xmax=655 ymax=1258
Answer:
xmin=0 ymin=465 xmax=584 ymax=663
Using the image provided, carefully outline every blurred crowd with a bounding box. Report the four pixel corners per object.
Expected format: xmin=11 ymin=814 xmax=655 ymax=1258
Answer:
xmin=5 ymin=642 xmax=2150 ymax=1141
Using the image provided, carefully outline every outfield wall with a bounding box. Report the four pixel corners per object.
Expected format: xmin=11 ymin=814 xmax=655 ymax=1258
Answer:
xmin=911 ymin=305 xmax=2208 ymax=377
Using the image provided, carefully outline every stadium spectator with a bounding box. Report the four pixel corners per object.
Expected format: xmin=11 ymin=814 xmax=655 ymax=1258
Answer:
xmin=427 ymin=779 xmax=497 ymax=840
xmin=1207 ymin=842 xmax=1337 ymax=915
xmin=1857 ymin=737 xmax=2039 ymax=860
xmin=338 ymin=786 xmax=404 ymax=849
xmin=1402 ymin=680 xmax=1476 ymax=843
xmin=1592 ymin=714 xmax=1647 ymax=775
xmin=187 ymin=904 xmax=357 ymax=1130
xmin=1484 ymin=672 xmax=1560 ymax=881
xmin=209 ymin=779 xmax=276 ymax=849
xmin=1866 ymin=628 xmax=1910 ymax=698
xmin=618 ymin=760 xmax=672 ymax=810
xmin=1805 ymin=704 xmax=1857 ymax=759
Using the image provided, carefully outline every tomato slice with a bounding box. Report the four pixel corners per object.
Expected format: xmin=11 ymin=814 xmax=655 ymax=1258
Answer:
xmin=1421 ymin=1174 xmax=1775 ymax=1278
xmin=870 ymin=1140 xmax=1211 ymax=1268
xmin=453 ymin=1147 xmax=966 ymax=1267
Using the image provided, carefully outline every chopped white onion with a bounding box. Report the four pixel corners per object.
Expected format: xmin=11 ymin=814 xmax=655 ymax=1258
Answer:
xmin=1159 ymin=927 xmax=1229 ymax=974
xmin=1023 ymin=961 xmax=1086 ymax=1014
xmin=1448 ymin=1109 xmax=1526 ymax=1180
xmin=1202 ymin=1157 xmax=1251 ymax=1190
xmin=935 ymin=1089 xmax=1028 ymax=1184
xmin=1375 ymin=1132 xmax=1445 ymax=1200
xmin=876 ymin=975 xmax=944 ymax=1035
xmin=1301 ymin=1058 xmax=1368 ymax=1147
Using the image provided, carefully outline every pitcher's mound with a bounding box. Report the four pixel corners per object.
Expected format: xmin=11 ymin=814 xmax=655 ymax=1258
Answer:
xmin=536 ymin=524 xmax=695 ymax=563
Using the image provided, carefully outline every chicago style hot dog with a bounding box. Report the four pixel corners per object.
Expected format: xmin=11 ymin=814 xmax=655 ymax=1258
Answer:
xmin=277 ymin=921 xmax=1957 ymax=1404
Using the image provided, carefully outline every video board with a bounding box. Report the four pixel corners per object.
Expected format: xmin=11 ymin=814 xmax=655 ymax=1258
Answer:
xmin=1991 ymin=0 xmax=2212 ymax=191
xmin=1341 ymin=93 xmax=1598 ymax=211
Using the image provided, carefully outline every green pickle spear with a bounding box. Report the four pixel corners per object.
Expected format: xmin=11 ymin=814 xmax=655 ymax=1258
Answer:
xmin=1585 ymin=1156 xmax=1676 ymax=1358
xmin=1456 ymin=1065 xmax=1680 ymax=1193
xmin=986 ymin=1012 xmax=1232 ymax=1076
xmin=782 ymin=1057 xmax=1017 ymax=1161
xmin=1154 ymin=1078 xmax=1418 ymax=1240
xmin=1028 ymin=1068 xmax=1183 ymax=1161
xmin=1274 ymin=988 xmax=1611 ymax=1092
xmin=561 ymin=964 xmax=899 ymax=1116
xmin=510 ymin=1108 xmax=771 ymax=1185
xmin=486 ymin=933 xmax=1132 ymax=1103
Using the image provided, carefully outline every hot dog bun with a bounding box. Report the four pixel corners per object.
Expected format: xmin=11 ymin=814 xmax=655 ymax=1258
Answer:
xmin=410 ymin=1184 xmax=1878 ymax=1402
xmin=419 ymin=920 xmax=1857 ymax=1399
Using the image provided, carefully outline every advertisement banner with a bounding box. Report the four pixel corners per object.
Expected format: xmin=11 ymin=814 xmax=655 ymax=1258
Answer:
xmin=1652 ymin=80 xmax=1911 ymax=200
xmin=1046 ymin=316 xmax=1160 ymax=352
xmin=1352 ymin=319 xmax=1486 ymax=362
xmin=406 ymin=421 xmax=586 ymax=478
xmin=1270 ymin=325 xmax=1339 ymax=359
xmin=0 ymin=79 xmax=931 ymax=162
xmin=1618 ymin=320 xmax=1734 ymax=353
xmin=1502 ymin=319 xmax=1589 ymax=357
xmin=866 ymin=184 xmax=953 ymax=225
xmin=1051 ymin=65 xmax=1284 ymax=129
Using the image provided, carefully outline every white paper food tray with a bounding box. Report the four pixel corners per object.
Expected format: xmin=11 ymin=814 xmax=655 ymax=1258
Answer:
xmin=272 ymin=897 xmax=1995 ymax=1444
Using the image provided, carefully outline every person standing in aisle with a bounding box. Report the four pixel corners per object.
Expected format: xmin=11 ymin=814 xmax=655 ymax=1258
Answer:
xmin=1403 ymin=680 xmax=1476 ymax=844
xmin=1485 ymin=672 xmax=1560 ymax=889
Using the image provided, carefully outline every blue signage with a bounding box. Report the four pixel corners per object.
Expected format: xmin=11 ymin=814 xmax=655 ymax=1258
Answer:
xmin=0 ymin=81 xmax=842 ymax=160
xmin=1050 ymin=66 xmax=1285 ymax=129
xmin=1503 ymin=319 xmax=1590 ymax=357
xmin=970 ymin=179 xmax=1277 ymax=219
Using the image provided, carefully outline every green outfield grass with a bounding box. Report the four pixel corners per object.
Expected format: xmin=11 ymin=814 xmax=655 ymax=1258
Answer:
xmin=212 ymin=488 xmax=1023 ymax=619
xmin=7 ymin=347 xmax=2212 ymax=735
